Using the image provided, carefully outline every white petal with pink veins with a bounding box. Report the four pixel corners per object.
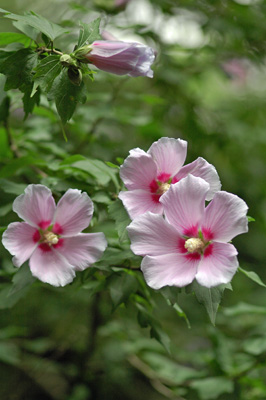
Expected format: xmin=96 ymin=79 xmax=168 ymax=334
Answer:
xmin=141 ymin=253 xmax=199 ymax=289
xmin=2 ymin=222 xmax=38 ymax=267
xmin=201 ymin=191 xmax=248 ymax=242
xmin=29 ymin=247 xmax=76 ymax=287
xmin=119 ymin=189 xmax=163 ymax=219
xmin=195 ymin=242 xmax=239 ymax=287
xmin=127 ymin=212 xmax=180 ymax=256
xmin=148 ymin=137 xmax=187 ymax=177
xmin=13 ymin=184 xmax=56 ymax=228
xmin=120 ymin=150 xmax=157 ymax=190
xmin=161 ymin=175 xmax=209 ymax=236
xmin=53 ymin=189 xmax=94 ymax=237
xmin=56 ymin=233 xmax=107 ymax=271
xmin=174 ymin=157 xmax=221 ymax=200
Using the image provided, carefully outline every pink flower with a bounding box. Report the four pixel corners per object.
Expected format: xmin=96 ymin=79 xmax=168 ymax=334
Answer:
xmin=2 ymin=185 xmax=107 ymax=287
xmin=119 ymin=137 xmax=221 ymax=219
xmin=85 ymin=40 xmax=155 ymax=78
xmin=127 ymin=175 xmax=248 ymax=288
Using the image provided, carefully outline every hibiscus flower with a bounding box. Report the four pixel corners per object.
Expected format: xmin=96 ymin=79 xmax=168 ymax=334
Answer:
xmin=2 ymin=185 xmax=107 ymax=287
xmin=119 ymin=137 xmax=221 ymax=219
xmin=127 ymin=175 xmax=248 ymax=288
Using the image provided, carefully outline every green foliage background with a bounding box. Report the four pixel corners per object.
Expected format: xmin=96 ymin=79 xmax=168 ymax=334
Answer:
xmin=0 ymin=0 xmax=266 ymax=399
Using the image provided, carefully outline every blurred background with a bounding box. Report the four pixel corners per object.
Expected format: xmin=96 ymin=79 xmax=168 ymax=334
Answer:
xmin=0 ymin=0 xmax=266 ymax=399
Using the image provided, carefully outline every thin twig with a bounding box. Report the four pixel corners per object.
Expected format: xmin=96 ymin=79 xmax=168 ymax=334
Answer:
xmin=36 ymin=47 xmax=63 ymax=56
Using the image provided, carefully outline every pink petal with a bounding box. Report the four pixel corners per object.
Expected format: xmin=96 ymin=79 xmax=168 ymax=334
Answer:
xmin=13 ymin=184 xmax=56 ymax=228
xmin=160 ymin=175 xmax=209 ymax=236
xmin=195 ymin=242 xmax=239 ymax=287
xmin=53 ymin=189 xmax=94 ymax=237
xmin=127 ymin=212 xmax=180 ymax=256
xmin=119 ymin=149 xmax=157 ymax=190
xmin=174 ymin=157 xmax=221 ymax=200
xmin=86 ymin=41 xmax=155 ymax=78
xmin=29 ymin=247 xmax=76 ymax=287
xmin=2 ymin=222 xmax=37 ymax=267
xmin=201 ymin=191 xmax=248 ymax=242
xmin=141 ymin=253 xmax=199 ymax=289
xmin=119 ymin=189 xmax=163 ymax=219
xmin=55 ymin=233 xmax=107 ymax=271
xmin=148 ymin=137 xmax=187 ymax=178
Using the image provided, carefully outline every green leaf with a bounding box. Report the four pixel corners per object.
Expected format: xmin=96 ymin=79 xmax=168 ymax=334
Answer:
xmin=0 ymin=203 xmax=12 ymax=216
xmin=22 ymin=83 xmax=41 ymax=119
xmin=77 ymin=19 xmax=101 ymax=49
xmin=0 ymin=156 xmax=45 ymax=178
xmin=0 ymin=32 xmax=31 ymax=47
xmin=0 ymin=74 xmax=10 ymax=123
xmin=223 ymin=302 xmax=266 ymax=317
xmin=108 ymin=199 xmax=131 ymax=242
xmin=48 ymin=69 xmax=87 ymax=124
xmin=9 ymin=264 xmax=36 ymax=297
xmin=160 ymin=287 xmax=191 ymax=328
xmin=33 ymin=55 xmax=62 ymax=94
xmin=187 ymin=281 xmax=231 ymax=325
xmin=13 ymin=20 xmax=39 ymax=41
xmin=109 ymin=270 xmax=139 ymax=309
xmin=0 ymin=341 xmax=20 ymax=366
xmin=239 ymin=266 xmax=266 ymax=288
xmin=190 ymin=377 xmax=234 ymax=400
xmin=0 ymin=179 xmax=27 ymax=195
xmin=0 ymin=48 xmax=38 ymax=90
xmin=3 ymin=11 xmax=68 ymax=41
xmin=72 ymin=158 xmax=119 ymax=188
xmin=243 ymin=336 xmax=266 ymax=355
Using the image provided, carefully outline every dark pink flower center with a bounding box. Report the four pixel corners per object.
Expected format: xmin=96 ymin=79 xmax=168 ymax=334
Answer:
xmin=178 ymin=229 xmax=213 ymax=260
xmin=149 ymin=173 xmax=172 ymax=203
xmin=32 ymin=221 xmax=64 ymax=252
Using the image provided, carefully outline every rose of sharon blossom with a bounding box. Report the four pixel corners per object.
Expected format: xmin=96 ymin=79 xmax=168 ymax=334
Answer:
xmin=85 ymin=40 xmax=155 ymax=78
xmin=119 ymin=137 xmax=221 ymax=219
xmin=127 ymin=175 xmax=248 ymax=288
xmin=2 ymin=185 xmax=107 ymax=287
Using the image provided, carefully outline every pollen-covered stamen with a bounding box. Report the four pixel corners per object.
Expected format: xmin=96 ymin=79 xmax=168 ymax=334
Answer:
xmin=184 ymin=238 xmax=205 ymax=253
xmin=43 ymin=231 xmax=59 ymax=246
xmin=157 ymin=182 xmax=171 ymax=195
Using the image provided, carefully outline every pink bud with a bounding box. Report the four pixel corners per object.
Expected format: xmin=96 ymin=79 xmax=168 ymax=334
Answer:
xmin=85 ymin=40 xmax=155 ymax=78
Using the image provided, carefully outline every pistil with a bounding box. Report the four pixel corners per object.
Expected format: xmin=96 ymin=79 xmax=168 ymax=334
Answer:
xmin=43 ymin=231 xmax=59 ymax=246
xmin=184 ymin=238 xmax=205 ymax=253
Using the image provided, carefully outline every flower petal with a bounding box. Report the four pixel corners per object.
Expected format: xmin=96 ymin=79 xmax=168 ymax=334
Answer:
xmin=119 ymin=149 xmax=157 ymax=190
xmin=201 ymin=191 xmax=248 ymax=242
xmin=127 ymin=212 xmax=180 ymax=256
xmin=141 ymin=253 xmax=199 ymax=289
xmin=196 ymin=242 xmax=239 ymax=287
xmin=29 ymin=247 xmax=75 ymax=287
xmin=174 ymin=157 xmax=221 ymax=200
xmin=13 ymin=184 xmax=56 ymax=228
xmin=160 ymin=175 xmax=209 ymax=236
xmin=55 ymin=233 xmax=107 ymax=271
xmin=53 ymin=189 xmax=94 ymax=237
xmin=119 ymin=189 xmax=163 ymax=219
xmin=2 ymin=222 xmax=37 ymax=267
xmin=86 ymin=41 xmax=155 ymax=78
xmin=148 ymin=137 xmax=187 ymax=178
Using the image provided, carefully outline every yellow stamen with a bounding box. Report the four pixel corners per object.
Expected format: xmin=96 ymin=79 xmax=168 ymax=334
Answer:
xmin=43 ymin=232 xmax=59 ymax=246
xmin=157 ymin=182 xmax=171 ymax=195
xmin=184 ymin=238 xmax=205 ymax=253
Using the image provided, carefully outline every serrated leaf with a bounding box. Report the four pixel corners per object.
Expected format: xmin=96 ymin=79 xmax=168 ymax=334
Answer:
xmin=108 ymin=199 xmax=131 ymax=242
xmin=0 ymin=32 xmax=31 ymax=47
xmin=22 ymin=83 xmax=41 ymax=119
xmin=0 ymin=48 xmax=38 ymax=91
xmin=13 ymin=20 xmax=39 ymax=41
xmin=48 ymin=69 xmax=87 ymax=124
xmin=32 ymin=55 xmax=61 ymax=94
xmin=72 ymin=158 xmax=119 ymax=188
xmin=3 ymin=11 xmax=69 ymax=41
xmin=109 ymin=271 xmax=139 ymax=309
xmin=187 ymin=281 xmax=231 ymax=325
xmin=243 ymin=336 xmax=266 ymax=355
xmin=0 ymin=156 xmax=45 ymax=178
xmin=9 ymin=264 xmax=36 ymax=296
xmin=77 ymin=19 xmax=101 ymax=49
xmin=0 ymin=74 xmax=10 ymax=122
xmin=239 ymin=266 xmax=266 ymax=288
